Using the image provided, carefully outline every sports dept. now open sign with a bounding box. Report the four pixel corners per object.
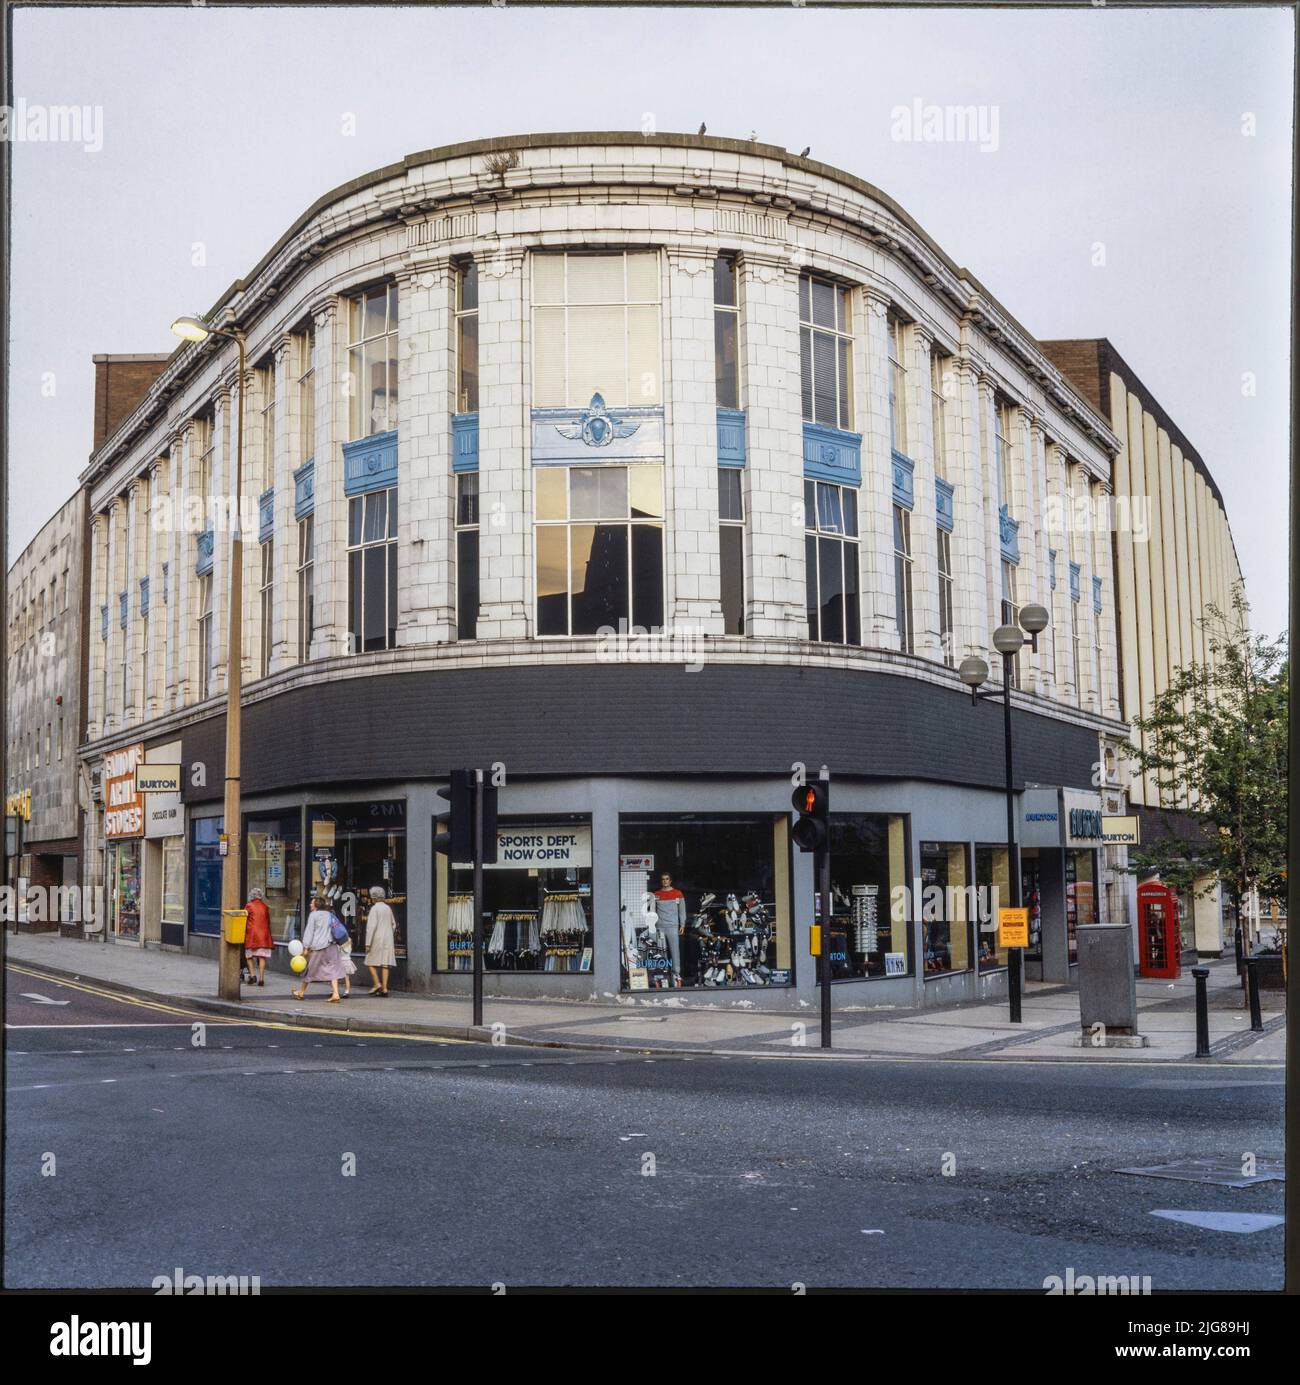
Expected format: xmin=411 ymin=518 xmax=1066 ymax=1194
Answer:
xmin=456 ymin=825 xmax=591 ymax=871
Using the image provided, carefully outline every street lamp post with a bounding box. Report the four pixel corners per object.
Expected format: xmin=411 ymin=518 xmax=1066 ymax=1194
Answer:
xmin=172 ymin=314 xmax=246 ymax=1002
xmin=958 ymin=603 xmax=1050 ymax=1025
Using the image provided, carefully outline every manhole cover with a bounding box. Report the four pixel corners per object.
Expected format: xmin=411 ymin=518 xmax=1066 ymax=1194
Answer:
xmin=1115 ymin=1157 xmax=1284 ymax=1188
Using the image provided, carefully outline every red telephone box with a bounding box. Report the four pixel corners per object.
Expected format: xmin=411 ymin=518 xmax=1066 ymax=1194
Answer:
xmin=1138 ymin=881 xmax=1181 ymax=979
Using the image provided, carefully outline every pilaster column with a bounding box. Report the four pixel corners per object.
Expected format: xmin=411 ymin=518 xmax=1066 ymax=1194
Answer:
xmin=737 ymin=252 xmax=804 ymax=640
xmin=1020 ymin=409 xmax=1045 ymax=696
xmin=908 ymin=322 xmax=941 ymax=660
xmin=172 ymin=424 xmax=195 ymax=711
xmin=103 ymin=495 xmax=126 ymax=734
xmin=209 ymin=384 xmax=232 ymax=697
xmin=396 ymin=258 xmax=457 ymax=646
xmin=475 ymin=247 xmax=529 ymax=640
xmin=950 ymin=347 xmax=991 ymax=665
xmin=1095 ymin=483 xmax=1121 ymax=719
xmin=262 ymin=333 xmax=294 ymax=675
xmin=665 ymin=246 xmax=724 ymax=633
xmin=87 ymin=511 xmax=108 ymax=739
xmin=145 ymin=461 xmax=166 ymax=719
xmin=310 ymin=298 xmax=350 ymax=660
xmin=858 ymin=285 xmax=896 ymax=646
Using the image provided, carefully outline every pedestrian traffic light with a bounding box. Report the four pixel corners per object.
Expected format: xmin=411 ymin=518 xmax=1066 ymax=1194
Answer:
xmin=791 ymin=780 xmax=829 ymax=853
xmin=434 ymin=769 xmax=473 ymax=862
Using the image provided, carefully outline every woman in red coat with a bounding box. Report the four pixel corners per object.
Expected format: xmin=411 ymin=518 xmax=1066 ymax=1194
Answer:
xmin=244 ymin=888 xmax=274 ymax=986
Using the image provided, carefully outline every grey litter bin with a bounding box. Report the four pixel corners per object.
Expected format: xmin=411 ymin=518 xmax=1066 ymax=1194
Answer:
xmin=1074 ymin=923 xmax=1148 ymax=1048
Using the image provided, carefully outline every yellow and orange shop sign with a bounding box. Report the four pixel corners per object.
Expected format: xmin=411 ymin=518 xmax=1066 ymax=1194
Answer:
xmin=104 ymin=743 xmax=145 ymax=839
xmin=5 ymin=789 xmax=31 ymax=822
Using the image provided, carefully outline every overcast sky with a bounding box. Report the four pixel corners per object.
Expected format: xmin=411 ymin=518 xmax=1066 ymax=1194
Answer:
xmin=7 ymin=3 xmax=1293 ymax=635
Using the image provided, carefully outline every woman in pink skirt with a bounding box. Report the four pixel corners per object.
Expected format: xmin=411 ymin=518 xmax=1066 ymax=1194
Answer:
xmin=292 ymin=895 xmax=356 ymax=1004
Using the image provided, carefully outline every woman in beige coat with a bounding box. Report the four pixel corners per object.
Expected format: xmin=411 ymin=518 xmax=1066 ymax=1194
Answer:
xmin=365 ymin=885 xmax=398 ymax=996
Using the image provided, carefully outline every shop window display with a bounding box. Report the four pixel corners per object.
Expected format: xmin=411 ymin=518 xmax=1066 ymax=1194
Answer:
xmin=307 ymin=801 xmax=406 ymax=958
xmin=244 ymin=811 xmax=303 ymax=943
xmin=825 ymin=814 xmax=909 ymax=978
xmin=975 ymin=845 xmax=1011 ymax=969
xmin=1021 ymin=852 xmax=1044 ymax=961
xmin=441 ymin=817 xmax=592 ymax=973
xmin=618 ymin=815 xmax=791 ymax=990
xmin=919 ymin=841 xmax=970 ymax=976
xmin=110 ymin=841 xmax=141 ymax=939
xmin=1066 ymin=849 xmax=1096 ymax=964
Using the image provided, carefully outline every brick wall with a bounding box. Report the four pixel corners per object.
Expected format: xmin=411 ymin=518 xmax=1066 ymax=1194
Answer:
xmin=92 ymin=355 xmax=171 ymax=451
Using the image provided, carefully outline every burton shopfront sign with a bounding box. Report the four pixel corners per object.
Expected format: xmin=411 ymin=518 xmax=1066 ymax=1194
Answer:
xmin=104 ymin=743 xmax=145 ymax=839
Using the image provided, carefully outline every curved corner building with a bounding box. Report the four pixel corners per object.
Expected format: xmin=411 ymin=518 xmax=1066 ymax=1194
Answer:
xmin=79 ymin=132 xmax=1134 ymax=1007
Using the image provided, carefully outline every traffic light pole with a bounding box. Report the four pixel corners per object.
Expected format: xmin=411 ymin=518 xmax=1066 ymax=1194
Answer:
xmin=472 ymin=767 xmax=485 ymax=1030
xmin=818 ymin=845 xmax=832 ymax=1049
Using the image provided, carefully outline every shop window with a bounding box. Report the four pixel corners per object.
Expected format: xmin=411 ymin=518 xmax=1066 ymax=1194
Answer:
xmin=975 ymin=845 xmax=1011 ymax=970
xmin=439 ymin=816 xmax=592 ymax=974
xmin=1066 ymin=850 xmax=1096 ymax=964
xmin=799 ymin=273 xmax=853 ymax=430
xmin=534 ymin=463 xmax=664 ymax=636
xmin=456 ymin=473 xmax=479 ymax=640
xmin=618 ymin=814 xmax=791 ymax=991
xmin=456 ymin=260 xmax=478 ymax=413
xmin=347 ymin=283 xmax=399 ymax=440
xmin=919 ymin=841 xmax=970 ymax=977
xmin=804 ymin=479 xmax=860 ymax=645
xmin=245 ymin=811 xmax=304 ymax=943
xmin=109 ymin=840 xmax=141 ymax=940
xmin=347 ymin=487 xmax=398 ymax=653
xmin=307 ymin=801 xmax=407 ymax=958
xmin=893 ymin=504 xmax=914 ymax=654
xmin=826 ymin=814 xmax=909 ymax=979
xmin=718 ymin=467 xmax=745 ymax=635
xmin=714 ymin=255 xmax=739 ymax=410
xmin=532 ymin=251 xmax=661 ymax=408
xmin=1022 ymin=852 xmax=1044 ymax=961
xmin=161 ymin=836 xmax=186 ymax=930
xmin=189 ymin=817 xmax=224 ymax=936
xmin=937 ymin=526 xmax=954 ymax=667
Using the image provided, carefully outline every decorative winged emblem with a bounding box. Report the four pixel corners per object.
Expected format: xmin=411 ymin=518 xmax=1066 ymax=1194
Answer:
xmin=555 ymin=393 xmax=641 ymax=448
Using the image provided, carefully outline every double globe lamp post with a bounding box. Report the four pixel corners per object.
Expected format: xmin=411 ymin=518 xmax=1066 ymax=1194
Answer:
xmin=957 ymin=602 xmax=1050 ymax=1024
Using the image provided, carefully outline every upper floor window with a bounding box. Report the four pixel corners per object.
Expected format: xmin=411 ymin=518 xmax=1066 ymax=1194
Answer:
xmin=456 ymin=261 xmax=478 ymax=414
xmin=297 ymin=516 xmax=315 ymax=664
xmin=455 ymin=473 xmax=480 ymax=640
xmin=534 ymin=463 xmax=664 ymax=636
xmin=259 ymin=539 xmax=274 ymax=677
xmin=718 ymin=467 xmax=745 ymax=636
xmin=937 ymin=526 xmax=954 ymax=667
xmin=714 ymin=256 xmax=740 ymax=410
xmin=888 ymin=314 xmax=908 ymax=455
xmin=348 ymin=284 xmax=399 ymax=440
xmin=804 ymin=479 xmax=860 ymax=645
xmin=256 ymin=360 xmax=276 ymax=493
xmin=197 ymin=416 xmax=215 ymax=502
xmin=197 ymin=574 xmax=214 ymax=700
xmin=994 ymin=400 xmax=1014 ymax=511
xmin=893 ymin=504 xmax=914 ymax=654
xmin=799 ymin=274 xmax=852 ymax=430
xmin=1000 ymin=559 xmax=1021 ymax=690
xmin=532 ymin=251 xmax=662 ymax=408
xmin=930 ymin=350 xmax=949 ymax=480
xmin=296 ymin=330 xmax=316 ymax=464
xmin=347 ymin=487 xmax=398 ymax=652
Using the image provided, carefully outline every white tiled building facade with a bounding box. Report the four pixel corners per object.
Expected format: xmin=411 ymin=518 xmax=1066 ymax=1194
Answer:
xmin=76 ymin=134 xmax=1135 ymax=1003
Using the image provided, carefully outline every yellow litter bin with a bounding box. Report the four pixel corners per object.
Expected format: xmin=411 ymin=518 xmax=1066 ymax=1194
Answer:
xmin=223 ymin=909 xmax=248 ymax=945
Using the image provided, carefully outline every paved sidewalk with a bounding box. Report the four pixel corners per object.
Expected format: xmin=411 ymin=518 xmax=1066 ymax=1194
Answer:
xmin=4 ymin=929 xmax=1285 ymax=1063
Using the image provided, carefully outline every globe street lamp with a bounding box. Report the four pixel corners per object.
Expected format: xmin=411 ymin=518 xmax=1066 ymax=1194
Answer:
xmin=958 ymin=609 xmax=1048 ymax=1023
xmin=171 ymin=313 xmax=247 ymax=1002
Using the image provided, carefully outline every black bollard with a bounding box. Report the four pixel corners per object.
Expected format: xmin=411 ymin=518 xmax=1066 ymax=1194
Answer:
xmin=1192 ymin=966 xmax=1210 ymax=1057
xmin=1245 ymin=956 xmax=1264 ymax=1031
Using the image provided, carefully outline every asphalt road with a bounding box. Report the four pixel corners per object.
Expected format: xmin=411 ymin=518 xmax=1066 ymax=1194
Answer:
xmin=4 ymin=965 xmax=1285 ymax=1291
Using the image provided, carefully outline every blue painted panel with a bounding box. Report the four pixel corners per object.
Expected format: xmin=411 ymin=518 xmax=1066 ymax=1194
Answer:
xmin=999 ymin=505 xmax=1021 ymax=564
xmin=1069 ymin=561 xmax=1081 ymax=602
xmin=118 ymin=591 xmax=128 ymax=627
xmin=891 ymin=449 xmax=915 ymax=510
xmin=452 ymin=413 xmax=479 ymax=473
xmin=343 ymin=429 xmax=399 ymax=497
xmin=100 ymin=605 xmax=108 ymax=640
xmin=140 ymin=577 xmax=150 ymax=617
xmin=196 ymin=528 xmax=214 ymax=576
xmin=189 ymin=816 xmax=224 ymax=936
xmin=935 ymin=477 xmax=955 ymax=533
xmin=1092 ymin=575 xmax=1103 ymax=613
xmin=1048 ymin=549 xmax=1057 ymax=591
xmin=802 ymin=422 xmax=862 ymax=486
xmin=258 ymin=487 xmax=275 ymax=543
xmin=717 ymin=408 xmax=746 ymax=467
xmin=293 ymin=460 xmax=315 ymax=519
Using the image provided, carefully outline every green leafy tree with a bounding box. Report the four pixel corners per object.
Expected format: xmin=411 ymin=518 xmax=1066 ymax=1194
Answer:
xmin=1125 ymin=589 xmax=1287 ymax=919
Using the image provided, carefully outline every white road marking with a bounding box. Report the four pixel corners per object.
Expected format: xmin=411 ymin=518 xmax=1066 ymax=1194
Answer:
xmin=19 ymin=992 xmax=69 ymax=1006
xmin=1151 ymin=1209 xmax=1284 ymax=1233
